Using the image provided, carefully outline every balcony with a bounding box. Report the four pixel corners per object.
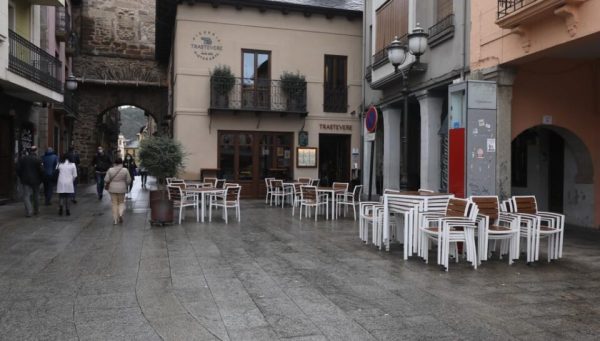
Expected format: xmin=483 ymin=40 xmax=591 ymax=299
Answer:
xmin=55 ymin=90 xmax=79 ymax=119
xmin=55 ymin=7 xmax=71 ymax=41
xmin=496 ymin=0 xmax=564 ymax=28
xmin=428 ymin=14 xmax=455 ymax=47
xmin=323 ymin=85 xmax=348 ymax=113
xmin=8 ymin=30 xmax=63 ymax=93
xmin=209 ymin=77 xmax=307 ymax=116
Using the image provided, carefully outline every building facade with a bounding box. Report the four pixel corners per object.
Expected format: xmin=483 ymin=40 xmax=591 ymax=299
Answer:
xmin=364 ymin=0 xmax=470 ymax=194
xmin=156 ymin=0 xmax=363 ymax=198
xmin=0 ymin=0 xmax=76 ymax=201
xmin=471 ymin=0 xmax=600 ymax=228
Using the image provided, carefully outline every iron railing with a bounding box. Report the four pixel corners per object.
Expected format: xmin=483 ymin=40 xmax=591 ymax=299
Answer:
xmin=9 ymin=30 xmax=63 ymax=93
xmin=497 ymin=0 xmax=538 ymax=19
xmin=210 ymin=77 xmax=307 ymax=113
xmin=56 ymin=7 xmax=71 ymax=41
xmin=429 ymin=14 xmax=454 ymax=38
xmin=323 ymin=84 xmax=348 ymax=113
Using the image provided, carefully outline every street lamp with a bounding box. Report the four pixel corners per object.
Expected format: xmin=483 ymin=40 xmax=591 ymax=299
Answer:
xmin=65 ymin=73 xmax=78 ymax=91
xmin=386 ymin=24 xmax=429 ymax=189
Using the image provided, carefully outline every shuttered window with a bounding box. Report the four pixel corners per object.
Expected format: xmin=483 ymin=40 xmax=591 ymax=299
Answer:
xmin=375 ymin=0 xmax=409 ymax=53
xmin=437 ymin=0 xmax=453 ymax=20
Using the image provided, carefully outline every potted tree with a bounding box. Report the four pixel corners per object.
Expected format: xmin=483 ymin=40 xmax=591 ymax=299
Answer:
xmin=211 ymin=65 xmax=236 ymax=108
xmin=280 ymin=71 xmax=306 ymax=112
xmin=138 ymin=136 xmax=185 ymax=225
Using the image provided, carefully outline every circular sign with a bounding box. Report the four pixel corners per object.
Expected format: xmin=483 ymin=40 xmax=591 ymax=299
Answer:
xmin=191 ymin=31 xmax=223 ymax=60
xmin=365 ymin=106 xmax=379 ymax=133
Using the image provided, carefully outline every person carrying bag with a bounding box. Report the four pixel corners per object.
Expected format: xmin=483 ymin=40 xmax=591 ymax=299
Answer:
xmin=104 ymin=158 xmax=131 ymax=225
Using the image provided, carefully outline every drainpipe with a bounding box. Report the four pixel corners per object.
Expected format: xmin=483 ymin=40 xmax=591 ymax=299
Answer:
xmin=461 ymin=0 xmax=469 ymax=79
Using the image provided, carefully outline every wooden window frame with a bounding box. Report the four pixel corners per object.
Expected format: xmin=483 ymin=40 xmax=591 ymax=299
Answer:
xmin=323 ymin=54 xmax=348 ymax=113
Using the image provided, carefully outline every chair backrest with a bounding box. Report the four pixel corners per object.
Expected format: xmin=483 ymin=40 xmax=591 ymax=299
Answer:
xmin=332 ymin=182 xmax=349 ymax=192
xmin=167 ymin=185 xmax=183 ymax=201
xmin=501 ymin=199 xmax=514 ymax=212
xmin=167 ymin=177 xmax=184 ymax=185
xmin=204 ymin=177 xmax=217 ymax=186
xmin=352 ymin=185 xmax=363 ymax=201
xmin=301 ymin=185 xmax=317 ymax=201
xmin=297 ymin=177 xmax=311 ymax=184
xmin=215 ymin=179 xmax=226 ymax=189
xmin=310 ymin=179 xmax=320 ymax=186
xmin=418 ymin=188 xmax=434 ymax=193
xmin=293 ymin=183 xmax=302 ymax=195
xmin=470 ymin=196 xmax=499 ymax=221
xmin=512 ymin=196 xmax=538 ymax=214
xmin=225 ymin=186 xmax=241 ymax=201
xmin=383 ymin=189 xmax=401 ymax=195
xmin=225 ymin=183 xmax=239 ymax=188
xmin=264 ymin=177 xmax=275 ymax=188
xmin=445 ymin=198 xmax=470 ymax=217
xmin=271 ymin=179 xmax=283 ymax=190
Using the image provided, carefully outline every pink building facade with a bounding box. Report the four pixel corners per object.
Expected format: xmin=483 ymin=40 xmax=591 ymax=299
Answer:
xmin=471 ymin=0 xmax=600 ymax=228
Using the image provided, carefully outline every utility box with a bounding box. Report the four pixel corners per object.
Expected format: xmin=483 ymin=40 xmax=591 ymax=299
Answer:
xmin=448 ymin=80 xmax=497 ymax=198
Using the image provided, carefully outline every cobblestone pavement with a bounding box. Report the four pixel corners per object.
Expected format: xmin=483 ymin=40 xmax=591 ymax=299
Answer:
xmin=1 ymin=178 xmax=600 ymax=340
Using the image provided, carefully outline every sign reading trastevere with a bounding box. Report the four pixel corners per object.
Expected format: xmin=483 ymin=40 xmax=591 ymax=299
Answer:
xmin=190 ymin=31 xmax=223 ymax=60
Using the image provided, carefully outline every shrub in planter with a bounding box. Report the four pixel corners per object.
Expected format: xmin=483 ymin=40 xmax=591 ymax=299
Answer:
xmin=211 ymin=65 xmax=236 ymax=107
xmin=280 ymin=71 xmax=306 ymax=111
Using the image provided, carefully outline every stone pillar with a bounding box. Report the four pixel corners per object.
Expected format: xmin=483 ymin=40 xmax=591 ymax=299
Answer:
xmin=472 ymin=66 xmax=516 ymax=200
xmin=382 ymin=106 xmax=401 ymax=190
xmin=416 ymin=91 xmax=443 ymax=192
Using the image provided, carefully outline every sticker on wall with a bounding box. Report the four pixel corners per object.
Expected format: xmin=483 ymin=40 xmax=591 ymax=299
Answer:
xmin=191 ymin=31 xmax=223 ymax=60
xmin=487 ymin=138 xmax=496 ymax=153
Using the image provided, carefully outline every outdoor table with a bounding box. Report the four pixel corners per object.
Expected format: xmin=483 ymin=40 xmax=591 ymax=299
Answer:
xmin=382 ymin=191 xmax=454 ymax=257
xmin=317 ymin=186 xmax=346 ymax=219
xmin=184 ymin=186 xmax=224 ymax=222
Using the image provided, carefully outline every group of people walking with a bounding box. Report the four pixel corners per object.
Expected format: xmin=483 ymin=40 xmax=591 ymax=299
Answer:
xmin=16 ymin=145 xmax=147 ymax=225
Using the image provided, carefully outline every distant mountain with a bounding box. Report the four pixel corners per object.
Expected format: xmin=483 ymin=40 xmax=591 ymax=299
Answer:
xmin=119 ymin=106 xmax=147 ymax=142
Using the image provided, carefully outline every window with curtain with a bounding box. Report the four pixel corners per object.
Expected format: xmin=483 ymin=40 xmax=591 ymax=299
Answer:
xmin=375 ymin=0 xmax=409 ymax=53
xmin=323 ymin=55 xmax=347 ymax=113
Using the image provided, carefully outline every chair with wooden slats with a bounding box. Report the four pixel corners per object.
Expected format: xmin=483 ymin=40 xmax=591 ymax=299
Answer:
xmin=299 ymin=185 xmax=328 ymax=221
xmin=419 ymin=198 xmax=479 ymax=271
xmin=511 ymin=195 xmax=564 ymax=263
xmin=470 ymin=196 xmax=520 ymax=265
xmin=209 ymin=185 xmax=241 ymax=223
xmin=168 ymin=183 xmax=198 ymax=224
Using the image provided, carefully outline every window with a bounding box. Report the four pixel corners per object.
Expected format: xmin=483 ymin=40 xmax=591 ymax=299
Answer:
xmin=436 ymin=0 xmax=453 ymax=20
xmin=324 ymin=55 xmax=347 ymax=113
xmin=242 ymin=50 xmax=271 ymax=109
xmin=375 ymin=0 xmax=409 ymax=52
xmin=8 ymin=3 xmax=15 ymax=31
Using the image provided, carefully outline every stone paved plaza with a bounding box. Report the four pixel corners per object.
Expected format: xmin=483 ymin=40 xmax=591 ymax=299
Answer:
xmin=1 ymin=179 xmax=600 ymax=340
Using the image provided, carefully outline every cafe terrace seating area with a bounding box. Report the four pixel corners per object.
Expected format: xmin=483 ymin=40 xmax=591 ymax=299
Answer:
xmin=166 ymin=176 xmax=565 ymax=271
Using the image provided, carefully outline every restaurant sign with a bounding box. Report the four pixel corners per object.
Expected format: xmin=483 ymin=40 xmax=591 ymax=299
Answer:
xmin=191 ymin=31 xmax=223 ymax=60
xmin=319 ymin=124 xmax=352 ymax=131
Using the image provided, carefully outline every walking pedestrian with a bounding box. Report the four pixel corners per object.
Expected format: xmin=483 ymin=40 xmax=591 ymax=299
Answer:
xmin=139 ymin=166 xmax=148 ymax=188
xmin=41 ymin=147 xmax=58 ymax=205
xmin=91 ymin=146 xmax=112 ymax=200
xmin=16 ymin=146 xmax=43 ymax=217
xmin=66 ymin=146 xmax=80 ymax=203
xmin=123 ymin=153 xmax=137 ymax=194
xmin=56 ymin=154 xmax=77 ymax=216
xmin=104 ymin=157 xmax=131 ymax=225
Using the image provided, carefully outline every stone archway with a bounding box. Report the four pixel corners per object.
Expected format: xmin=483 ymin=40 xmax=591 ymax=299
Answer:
xmin=72 ymin=83 xmax=168 ymax=179
xmin=512 ymin=125 xmax=595 ymax=227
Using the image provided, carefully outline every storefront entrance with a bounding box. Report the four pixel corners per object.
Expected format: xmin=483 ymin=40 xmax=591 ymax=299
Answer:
xmin=318 ymin=134 xmax=351 ymax=186
xmin=218 ymin=131 xmax=293 ymax=198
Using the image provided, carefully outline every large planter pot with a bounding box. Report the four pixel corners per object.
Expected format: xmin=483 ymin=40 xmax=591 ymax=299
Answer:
xmin=149 ymin=189 xmax=173 ymax=225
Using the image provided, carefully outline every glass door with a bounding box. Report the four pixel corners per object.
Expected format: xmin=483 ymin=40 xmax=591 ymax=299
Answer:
xmin=242 ymin=50 xmax=271 ymax=110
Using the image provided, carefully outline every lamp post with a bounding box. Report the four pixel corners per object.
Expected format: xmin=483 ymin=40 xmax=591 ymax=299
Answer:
xmin=65 ymin=73 xmax=78 ymax=91
xmin=386 ymin=23 xmax=429 ymax=189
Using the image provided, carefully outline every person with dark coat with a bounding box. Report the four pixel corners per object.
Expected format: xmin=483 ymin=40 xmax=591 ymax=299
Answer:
xmin=91 ymin=146 xmax=112 ymax=200
xmin=66 ymin=146 xmax=81 ymax=203
xmin=123 ymin=153 xmax=137 ymax=194
xmin=16 ymin=146 xmax=43 ymax=217
xmin=41 ymin=147 xmax=59 ymax=205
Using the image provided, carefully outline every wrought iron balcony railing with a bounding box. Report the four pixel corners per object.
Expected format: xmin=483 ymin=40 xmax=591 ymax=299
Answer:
xmin=497 ymin=0 xmax=538 ymax=19
xmin=9 ymin=30 xmax=63 ymax=93
xmin=323 ymin=85 xmax=348 ymax=113
xmin=210 ymin=77 xmax=307 ymax=114
xmin=428 ymin=14 xmax=455 ymax=47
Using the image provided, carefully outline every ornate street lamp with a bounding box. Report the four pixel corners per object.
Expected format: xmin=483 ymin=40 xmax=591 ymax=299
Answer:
xmin=387 ymin=36 xmax=407 ymax=73
xmin=65 ymin=73 xmax=78 ymax=91
xmin=407 ymin=23 xmax=429 ymax=61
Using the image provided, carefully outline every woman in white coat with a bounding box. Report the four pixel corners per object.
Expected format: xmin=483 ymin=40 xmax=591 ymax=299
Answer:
xmin=56 ymin=154 xmax=78 ymax=216
xmin=104 ymin=157 xmax=131 ymax=225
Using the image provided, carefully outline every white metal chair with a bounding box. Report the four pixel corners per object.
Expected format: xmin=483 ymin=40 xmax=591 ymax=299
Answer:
xmin=291 ymin=183 xmax=304 ymax=216
xmin=203 ymin=177 xmax=217 ymax=187
xmin=168 ymin=184 xmax=198 ymax=224
xmin=359 ymin=201 xmax=384 ymax=245
xmin=470 ymin=196 xmax=520 ymax=265
xmin=269 ymin=180 xmax=287 ymax=207
xmin=299 ymin=185 xmax=328 ymax=221
xmin=297 ymin=177 xmax=311 ymax=184
xmin=264 ymin=177 xmax=275 ymax=204
xmin=381 ymin=194 xmax=421 ymax=258
xmin=336 ymin=185 xmax=363 ymax=220
xmin=209 ymin=185 xmax=241 ymax=223
xmin=420 ymin=198 xmax=479 ymax=271
xmin=310 ymin=179 xmax=320 ymax=186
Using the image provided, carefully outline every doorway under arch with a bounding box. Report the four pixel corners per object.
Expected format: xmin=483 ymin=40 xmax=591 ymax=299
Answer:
xmin=511 ymin=125 xmax=594 ymax=227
